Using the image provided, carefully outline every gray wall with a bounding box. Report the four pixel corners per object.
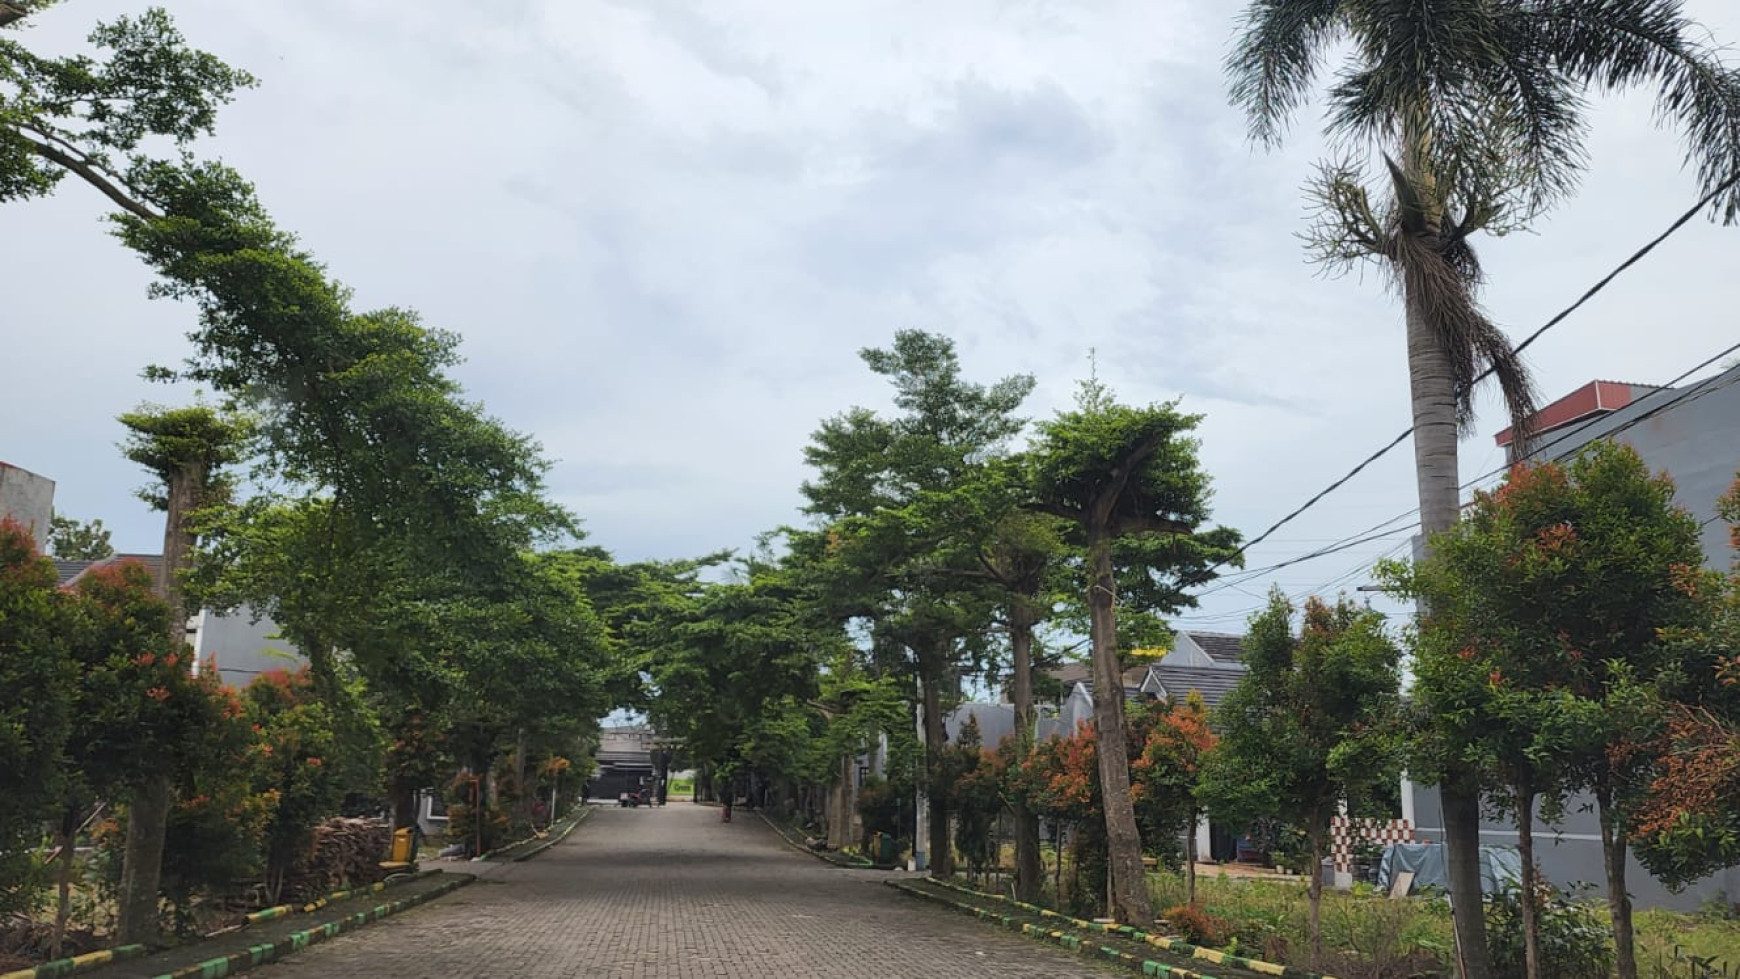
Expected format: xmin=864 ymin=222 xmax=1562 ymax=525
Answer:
xmin=0 ymin=462 xmax=54 ymax=549
xmin=1410 ymin=784 xmax=1740 ymax=911
xmin=1528 ymin=363 xmax=1740 ymax=569
xmin=1404 ymin=366 xmax=1740 ymax=911
xmin=193 ymin=607 xmax=304 ymax=687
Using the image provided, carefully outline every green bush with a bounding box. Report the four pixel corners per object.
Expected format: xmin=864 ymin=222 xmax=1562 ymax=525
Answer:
xmin=1485 ymin=885 xmax=1613 ymax=979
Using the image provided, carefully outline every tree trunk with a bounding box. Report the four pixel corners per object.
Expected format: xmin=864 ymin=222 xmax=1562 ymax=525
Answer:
xmin=1086 ymin=533 xmax=1153 ymax=926
xmin=1595 ymin=780 xmax=1638 ymax=979
xmin=51 ymin=809 xmax=75 ymax=959
xmin=1185 ymin=816 xmax=1198 ymax=907
xmin=1515 ymin=786 xmax=1541 ymax=979
xmin=1405 ymin=294 xmax=1494 ymax=979
xmin=391 ymin=782 xmax=418 ymax=835
xmin=920 ymin=663 xmax=952 ymax=876
xmin=1010 ymin=597 xmax=1042 ymax=903
xmin=1441 ymin=777 xmax=1493 ymax=979
xmin=1307 ymin=815 xmax=1326 ymax=969
xmin=116 ymin=776 xmax=171 ymax=946
xmin=117 ymin=459 xmax=204 ymax=947
xmin=830 ymin=754 xmax=853 ymax=849
xmin=513 ymin=729 xmax=532 ymax=829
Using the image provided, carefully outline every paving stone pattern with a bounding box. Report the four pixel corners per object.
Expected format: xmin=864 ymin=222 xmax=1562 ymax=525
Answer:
xmin=259 ymin=804 xmax=1117 ymax=978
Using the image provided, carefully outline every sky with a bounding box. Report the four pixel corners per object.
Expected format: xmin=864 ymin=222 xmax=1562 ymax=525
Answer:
xmin=5 ymin=0 xmax=1740 ymax=635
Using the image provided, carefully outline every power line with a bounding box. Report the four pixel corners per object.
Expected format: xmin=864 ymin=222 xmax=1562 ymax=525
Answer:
xmin=1197 ymin=337 xmax=1740 ymax=597
xmin=1201 ymin=175 xmax=1740 ymax=579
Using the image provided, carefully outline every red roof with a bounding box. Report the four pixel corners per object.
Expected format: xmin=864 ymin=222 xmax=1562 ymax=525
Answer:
xmin=1494 ymin=380 xmax=1652 ymax=448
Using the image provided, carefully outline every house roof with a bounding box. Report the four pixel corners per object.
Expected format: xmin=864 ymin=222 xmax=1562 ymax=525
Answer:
xmin=56 ymin=554 xmax=166 ymax=591
xmin=1182 ymin=631 xmax=1245 ymax=665
xmin=1146 ymin=663 xmax=1246 ymax=709
xmin=53 ymin=559 xmax=96 ymax=588
xmin=1045 ymin=661 xmax=1148 ymax=691
xmin=1494 ymin=380 xmax=1662 ymax=448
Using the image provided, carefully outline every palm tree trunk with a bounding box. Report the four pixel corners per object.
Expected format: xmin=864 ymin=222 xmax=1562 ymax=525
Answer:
xmin=1405 ymin=296 xmax=1494 ymax=979
xmin=1086 ymin=532 xmax=1153 ymax=926
xmin=1010 ymin=598 xmax=1042 ymax=902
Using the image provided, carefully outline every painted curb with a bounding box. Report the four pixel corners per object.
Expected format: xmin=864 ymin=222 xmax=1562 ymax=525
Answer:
xmin=510 ymin=806 xmax=593 ymax=862
xmin=141 ymin=874 xmax=473 ymax=979
xmin=921 ymin=876 xmax=1334 ymax=979
xmin=471 ymin=806 xmax=591 ymax=863
xmin=0 ymin=945 xmax=148 ymax=979
xmin=0 ymin=869 xmax=448 ymax=979
xmin=243 ymin=869 xmax=438 ymax=925
xmin=756 ymin=812 xmax=875 ymax=868
xmin=888 ymin=879 xmax=1222 ymax=979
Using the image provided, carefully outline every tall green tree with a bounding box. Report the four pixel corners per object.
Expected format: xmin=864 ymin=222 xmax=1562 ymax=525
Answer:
xmin=1200 ymin=593 xmax=1402 ymax=968
xmin=48 ymin=515 xmax=113 ymax=561
xmin=974 ymin=502 xmax=1070 ymax=900
xmin=1227 ymin=5 xmax=1740 ymax=973
xmin=1385 ymin=487 xmax=1612 ymax=979
xmin=115 ymin=401 xmax=248 ymax=946
xmin=1 ymin=6 xmax=253 ymax=217
xmin=1390 ymin=442 xmax=1710 ymax=978
xmin=1027 ymin=377 xmax=1238 ymax=926
xmin=801 ymin=330 xmax=1033 ymax=874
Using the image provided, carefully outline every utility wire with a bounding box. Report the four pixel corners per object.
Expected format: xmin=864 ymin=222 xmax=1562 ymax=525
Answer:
xmin=1201 ymin=174 xmax=1740 ymax=579
xmin=1198 ymin=337 xmax=1740 ymax=597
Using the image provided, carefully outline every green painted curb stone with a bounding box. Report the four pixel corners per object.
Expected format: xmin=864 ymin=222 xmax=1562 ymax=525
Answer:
xmin=0 ymin=945 xmax=148 ymax=979
xmin=920 ymin=875 xmax=1333 ymax=979
xmin=143 ymin=875 xmax=473 ymax=979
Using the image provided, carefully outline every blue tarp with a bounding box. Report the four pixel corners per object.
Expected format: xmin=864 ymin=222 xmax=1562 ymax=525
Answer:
xmin=1378 ymin=842 xmax=1523 ymax=899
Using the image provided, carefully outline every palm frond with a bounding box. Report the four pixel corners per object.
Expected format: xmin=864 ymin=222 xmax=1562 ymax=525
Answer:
xmin=1302 ymin=159 xmax=1388 ymax=273
xmin=1388 ymin=228 xmax=1537 ymax=444
xmin=1537 ymin=0 xmax=1740 ymax=222
xmin=1228 ymin=0 xmax=1346 ymax=145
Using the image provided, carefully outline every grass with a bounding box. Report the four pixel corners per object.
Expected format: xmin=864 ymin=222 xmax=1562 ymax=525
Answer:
xmin=1138 ymin=866 xmax=1740 ymax=978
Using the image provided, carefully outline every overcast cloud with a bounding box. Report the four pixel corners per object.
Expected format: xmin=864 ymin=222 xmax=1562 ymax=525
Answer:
xmin=4 ymin=0 xmax=1739 ymax=631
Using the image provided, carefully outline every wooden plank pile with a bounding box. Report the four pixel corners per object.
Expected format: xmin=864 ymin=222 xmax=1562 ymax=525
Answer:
xmin=282 ymin=817 xmax=392 ymax=901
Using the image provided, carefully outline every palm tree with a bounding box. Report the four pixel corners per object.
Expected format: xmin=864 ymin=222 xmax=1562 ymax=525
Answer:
xmin=1227 ymin=3 xmax=1740 ymax=977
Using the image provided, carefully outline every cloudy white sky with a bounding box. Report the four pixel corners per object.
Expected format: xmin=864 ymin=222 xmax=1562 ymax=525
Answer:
xmin=5 ymin=0 xmax=1739 ymax=632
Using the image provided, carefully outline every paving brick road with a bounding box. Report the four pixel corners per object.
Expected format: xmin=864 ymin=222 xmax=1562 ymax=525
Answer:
xmin=259 ymin=803 xmax=1117 ymax=978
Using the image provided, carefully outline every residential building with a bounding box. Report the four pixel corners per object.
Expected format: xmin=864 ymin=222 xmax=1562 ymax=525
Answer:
xmin=1410 ymin=365 xmax=1740 ymax=910
xmin=0 ymin=461 xmax=54 ymax=549
xmin=54 ymin=552 xmax=308 ymax=687
xmin=1032 ymin=630 xmax=1253 ymax=862
xmin=587 ymin=724 xmax=664 ymax=802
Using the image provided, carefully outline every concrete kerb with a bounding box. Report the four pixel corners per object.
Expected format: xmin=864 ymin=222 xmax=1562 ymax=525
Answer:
xmin=509 ymin=805 xmax=594 ymax=862
xmin=470 ymin=806 xmax=592 ymax=863
xmin=0 ymin=946 xmax=149 ymax=979
xmin=0 ymin=871 xmax=443 ymax=979
xmin=887 ymin=879 xmax=1222 ymax=979
xmin=244 ymin=868 xmax=439 ymax=924
xmin=755 ymin=812 xmax=875 ymax=869
xmin=141 ymin=873 xmax=473 ymax=979
xmin=918 ymin=876 xmax=1335 ymax=979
